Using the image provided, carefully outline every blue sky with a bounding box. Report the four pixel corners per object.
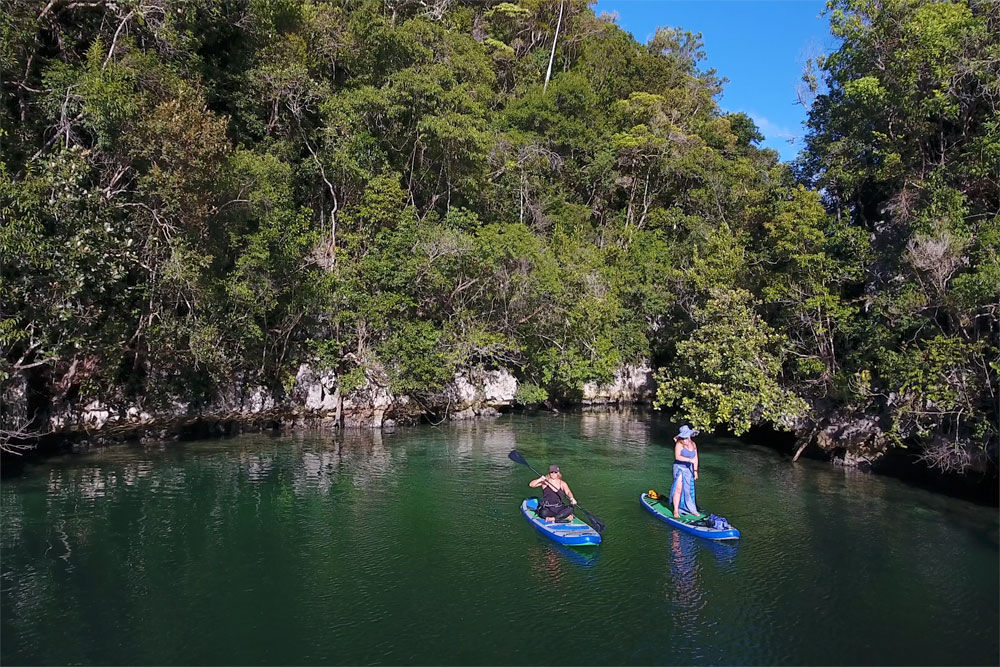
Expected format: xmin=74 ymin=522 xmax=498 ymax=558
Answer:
xmin=593 ymin=0 xmax=837 ymax=161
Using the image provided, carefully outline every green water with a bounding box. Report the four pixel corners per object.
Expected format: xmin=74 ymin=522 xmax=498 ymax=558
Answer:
xmin=2 ymin=413 xmax=998 ymax=665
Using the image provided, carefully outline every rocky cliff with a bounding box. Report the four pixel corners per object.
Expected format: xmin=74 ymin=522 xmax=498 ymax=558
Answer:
xmin=1 ymin=363 xmax=655 ymax=447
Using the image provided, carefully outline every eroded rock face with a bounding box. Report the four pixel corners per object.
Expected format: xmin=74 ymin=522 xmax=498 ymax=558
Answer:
xmin=478 ymin=371 xmax=518 ymax=405
xmin=293 ymin=364 xmax=339 ymax=412
xmin=833 ymin=450 xmax=878 ymax=467
xmin=125 ymin=406 xmax=155 ymax=424
xmin=1 ymin=373 xmax=30 ymax=430
xmin=444 ymin=369 xmax=517 ymax=420
xmin=243 ymin=386 xmax=275 ymax=414
xmin=81 ymin=400 xmax=111 ymax=429
xmin=342 ymin=382 xmax=401 ymax=428
xmin=582 ymin=363 xmax=654 ymax=405
xmin=815 ymin=415 xmax=888 ymax=467
xmin=13 ymin=363 xmax=650 ymax=443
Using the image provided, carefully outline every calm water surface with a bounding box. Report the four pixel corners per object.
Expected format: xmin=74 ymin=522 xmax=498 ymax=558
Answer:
xmin=2 ymin=413 xmax=998 ymax=665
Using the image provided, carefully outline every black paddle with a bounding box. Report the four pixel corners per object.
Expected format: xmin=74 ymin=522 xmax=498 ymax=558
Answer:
xmin=508 ymin=449 xmax=606 ymax=533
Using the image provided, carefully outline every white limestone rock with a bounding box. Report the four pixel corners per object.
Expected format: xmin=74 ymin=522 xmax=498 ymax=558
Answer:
xmin=446 ymin=368 xmax=517 ymax=409
xmin=293 ymin=364 xmax=339 ymax=411
xmin=82 ymin=400 xmax=111 ymax=429
xmin=582 ymin=363 xmax=654 ymax=405
xmin=244 ymin=386 xmax=275 ymax=413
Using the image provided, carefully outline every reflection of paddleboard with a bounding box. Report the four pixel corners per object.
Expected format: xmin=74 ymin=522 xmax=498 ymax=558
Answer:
xmin=549 ymin=541 xmax=600 ymax=566
xmin=521 ymin=498 xmax=601 ymax=547
xmin=640 ymin=492 xmax=740 ymax=541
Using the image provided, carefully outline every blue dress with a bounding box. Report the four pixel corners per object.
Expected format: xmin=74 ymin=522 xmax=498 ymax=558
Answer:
xmin=670 ymin=447 xmax=699 ymax=515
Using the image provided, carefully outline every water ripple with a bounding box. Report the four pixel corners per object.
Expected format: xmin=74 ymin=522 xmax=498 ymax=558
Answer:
xmin=1 ymin=415 xmax=997 ymax=666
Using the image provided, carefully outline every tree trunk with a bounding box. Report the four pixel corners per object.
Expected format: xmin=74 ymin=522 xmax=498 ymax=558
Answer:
xmin=543 ymin=0 xmax=565 ymax=92
xmin=792 ymin=438 xmax=810 ymax=462
xmin=333 ymin=386 xmax=342 ymax=429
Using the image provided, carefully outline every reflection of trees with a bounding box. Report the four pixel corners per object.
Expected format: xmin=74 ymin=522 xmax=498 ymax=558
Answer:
xmin=446 ymin=420 xmax=517 ymax=459
xmin=2 ymin=434 xmax=378 ymax=661
xmin=4 ymin=416 xmax=996 ymax=665
xmin=0 ymin=485 xmax=24 ymax=550
xmin=580 ymin=410 xmax=651 ymax=448
xmin=46 ymin=459 xmax=163 ymax=500
xmin=337 ymin=429 xmax=399 ymax=492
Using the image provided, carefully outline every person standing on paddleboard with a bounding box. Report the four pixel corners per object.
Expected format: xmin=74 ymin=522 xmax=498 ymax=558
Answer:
xmin=671 ymin=425 xmax=701 ymax=518
xmin=529 ymin=465 xmax=578 ymax=523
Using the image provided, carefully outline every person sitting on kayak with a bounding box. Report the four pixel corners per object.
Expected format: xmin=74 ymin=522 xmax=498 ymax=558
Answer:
xmin=671 ymin=425 xmax=701 ymax=518
xmin=529 ymin=465 xmax=577 ymax=523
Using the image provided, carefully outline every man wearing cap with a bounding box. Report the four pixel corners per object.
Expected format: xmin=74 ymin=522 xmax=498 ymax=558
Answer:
xmin=529 ymin=465 xmax=578 ymax=523
xmin=671 ymin=425 xmax=702 ymax=518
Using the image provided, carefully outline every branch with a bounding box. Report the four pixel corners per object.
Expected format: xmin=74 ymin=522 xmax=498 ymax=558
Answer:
xmin=103 ymin=10 xmax=135 ymax=69
xmin=0 ymin=421 xmax=46 ymax=456
xmin=39 ymin=0 xmax=109 ymax=20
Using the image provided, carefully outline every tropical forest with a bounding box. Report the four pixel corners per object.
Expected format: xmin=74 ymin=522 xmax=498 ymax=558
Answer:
xmin=2 ymin=0 xmax=998 ymax=478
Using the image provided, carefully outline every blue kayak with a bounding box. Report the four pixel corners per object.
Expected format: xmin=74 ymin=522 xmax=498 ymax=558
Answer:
xmin=520 ymin=498 xmax=601 ymax=547
xmin=640 ymin=492 xmax=740 ymax=541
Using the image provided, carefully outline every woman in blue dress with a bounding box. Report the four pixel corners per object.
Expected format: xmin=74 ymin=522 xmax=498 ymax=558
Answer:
xmin=670 ymin=425 xmax=701 ymax=518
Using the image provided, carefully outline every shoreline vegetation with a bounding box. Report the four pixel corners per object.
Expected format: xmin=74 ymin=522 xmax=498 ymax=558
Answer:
xmin=2 ymin=1 xmax=997 ymax=489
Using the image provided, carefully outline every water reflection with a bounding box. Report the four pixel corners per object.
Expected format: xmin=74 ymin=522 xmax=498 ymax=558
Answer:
xmin=548 ymin=542 xmax=600 ymax=568
xmin=449 ymin=421 xmax=518 ymax=458
xmin=579 ymin=410 xmax=651 ymax=449
xmin=443 ymin=420 xmax=519 ymax=462
xmin=240 ymin=451 xmax=275 ymax=483
xmin=664 ymin=529 xmax=741 ymax=660
xmin=530 ymin=542 xmax=568 ymax=586
xmin=527 ymin=535 xmax=601 ymax=592
xmin=700 ymin=537 xmax=740 ymax=571
xmin=46 ymin=460 xmax=163 ymax=501
xmin=1 ymin=416 xmax=996 ymax=667
xmin=339 ymin=431 xmax=400 ymax=491
xmin=669 ymin=530 xmax=704 ymax=613
xmin=292 ymin=451 xmax=339 ymax=494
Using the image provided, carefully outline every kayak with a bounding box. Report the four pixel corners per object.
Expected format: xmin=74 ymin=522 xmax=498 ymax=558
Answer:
xmin=640 ymin=492 xmax=740 ymax=541
xmin=520 ymin=498 xmax=601 ymax=547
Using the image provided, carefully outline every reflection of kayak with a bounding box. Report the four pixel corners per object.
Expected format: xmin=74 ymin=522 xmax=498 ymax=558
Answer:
xmin=521 ymin=498 xmax=601 ymax=547
xmin=640 ymin=493 xmax=740 ymax=541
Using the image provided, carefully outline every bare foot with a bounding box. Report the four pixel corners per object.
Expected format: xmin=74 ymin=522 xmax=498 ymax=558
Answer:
xmin=544 ymin=516 xmax=555 ymax=523
xmin=673 ymin=512 xmax=680 ymax=518
xmin=567 ymin=514 xmax=575 ymax=522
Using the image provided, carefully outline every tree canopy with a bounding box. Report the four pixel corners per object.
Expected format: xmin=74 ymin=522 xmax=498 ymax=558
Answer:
xmin=2 ymin=0 xmax=996 ymax=472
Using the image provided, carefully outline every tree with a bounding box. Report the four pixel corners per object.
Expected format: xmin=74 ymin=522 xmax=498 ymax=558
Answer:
xmin=654 ymin=288 xmax=808 ymax=436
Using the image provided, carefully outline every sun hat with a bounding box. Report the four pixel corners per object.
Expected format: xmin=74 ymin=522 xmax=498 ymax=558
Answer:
xmin=549 ymin=464 xmax=561 ymax=473
xmin=674 ymin=425 xmax=699 ymax=440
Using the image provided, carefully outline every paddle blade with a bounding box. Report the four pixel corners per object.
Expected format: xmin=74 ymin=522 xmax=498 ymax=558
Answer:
xmin=577 ymin=507 xmax=606 ymax=534
xmin=507 ymin=449 xmax=528 ymax=466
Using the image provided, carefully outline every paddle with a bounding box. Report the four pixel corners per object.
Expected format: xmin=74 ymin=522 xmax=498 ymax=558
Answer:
xmin=508 ymin=449 xmax=606 ymax=533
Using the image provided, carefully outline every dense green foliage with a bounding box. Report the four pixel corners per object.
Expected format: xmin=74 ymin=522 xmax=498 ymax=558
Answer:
xmin=1 ymin=0 xmax=996 ymax=470
xmin=796 ymin=0 xmax=999 ymax=469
